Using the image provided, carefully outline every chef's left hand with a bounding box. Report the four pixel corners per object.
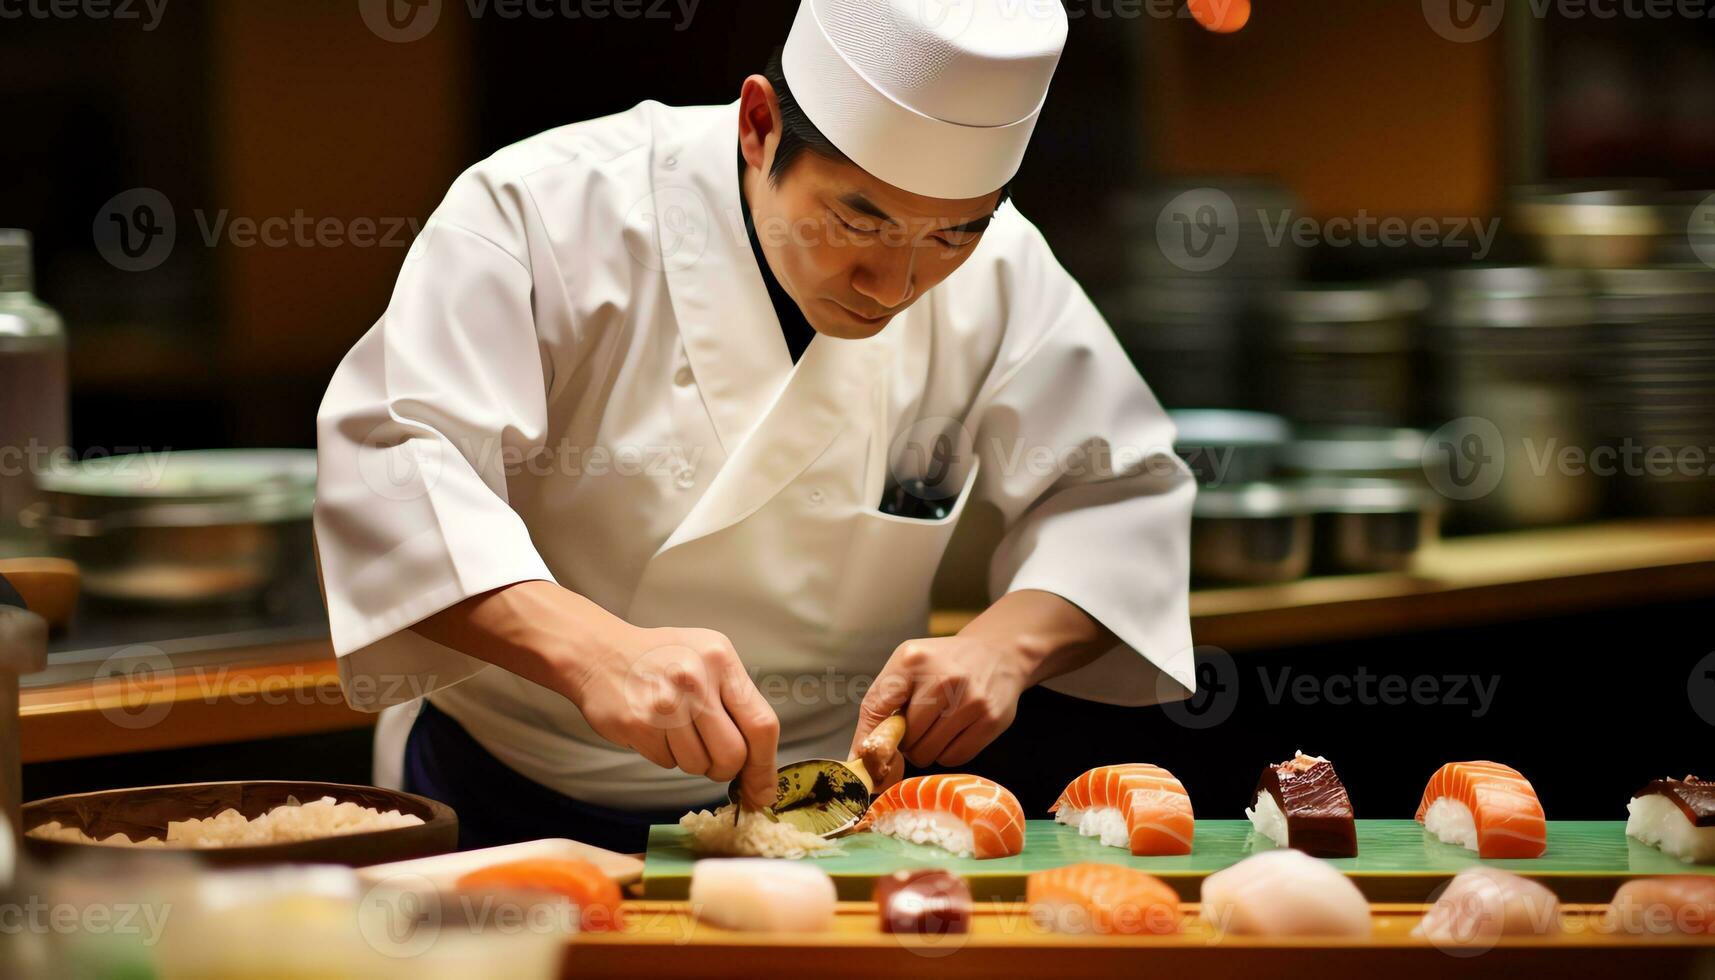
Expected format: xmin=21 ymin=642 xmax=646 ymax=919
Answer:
xmin=849 ymin=635 xmax=1030 ymax=784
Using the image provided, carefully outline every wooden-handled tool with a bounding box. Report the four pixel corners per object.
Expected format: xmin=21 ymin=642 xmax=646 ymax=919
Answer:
xmin=727 ymin=714 xmax=908 ymax=839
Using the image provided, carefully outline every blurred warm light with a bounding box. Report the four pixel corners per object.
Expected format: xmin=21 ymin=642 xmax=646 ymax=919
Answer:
xmin=1190 ymin=0 xmax=1252 ymax=33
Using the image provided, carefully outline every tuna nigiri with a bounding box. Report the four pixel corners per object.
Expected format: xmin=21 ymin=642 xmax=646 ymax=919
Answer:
xmin=1028 ymin=863 xmax=1181 ymax=935
xmin=866 ymin=774 xmax=1025 ymax=859
xmin=1416 ymin=761 xmax=1547 ymax=859
xmin=1050 ymin=764 xmax=1195 ymax=856
xmin=1200 ymin=849 xmax=1371 ymax=937
xmin=456 ymin=858 xmax=626 ymax=931
xmin=1626 ymin=776 xmax=1715 ymax=864
xmin=1603 ymin=876 xmax=1715 ymax=936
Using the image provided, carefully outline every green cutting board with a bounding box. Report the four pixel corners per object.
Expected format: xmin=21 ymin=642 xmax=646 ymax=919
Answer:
xmin=643 ymin=819 xmax=1715 ymax=903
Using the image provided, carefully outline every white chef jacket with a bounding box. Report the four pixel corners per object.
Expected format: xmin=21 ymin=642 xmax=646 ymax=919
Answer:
xmin=314 ymin=100 xmax=1196 ymax=810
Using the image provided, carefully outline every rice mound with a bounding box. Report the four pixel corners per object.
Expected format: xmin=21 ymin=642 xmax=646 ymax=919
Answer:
xmin=680 ymin=805 xmax=836 ymax=860
xmin=869 ymin=809 xmax=975 ymax=858
xmin=27 ymin=796 xmax=424 ymax=848
xmin=1422 ymin=797 xmax=1479 ymax=851
xmin=1055 ymin=805 xmax=1129 ymax=849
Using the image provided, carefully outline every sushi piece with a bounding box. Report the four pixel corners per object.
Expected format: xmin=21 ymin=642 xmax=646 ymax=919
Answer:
xmin=873 ymin=868 xmax=971 ymax=935
xmin=1416 ymin=761 xmax=1547 ymax=859
xmin=688 ymin=858 xmax=837 ymax=932
xmin=1027 ymin=863 xmax=1181 ymax=935
xmin=1244 ymin=751 xmax=1357 ymax=858
xmin=455 ymin=858 xmax=626 ymax=931
xmin=1603 ymin=876 xmax=1715 ymax=936
xmin=1412 ymin=869 xmax=1562 ymax=944
xmin=1200 ymin=849 xmax=1370 ymax=937
xmin=1050 ymin=763 xmax=1194 ymax=856
xmin=1626 ymin=776 xmax=1715 ymax=864
xmin=866 ymin=774 xmax=1025 ymax=859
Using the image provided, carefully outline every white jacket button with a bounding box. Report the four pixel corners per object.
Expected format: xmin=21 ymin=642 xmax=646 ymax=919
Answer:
xmin=675 ymin=467 xmax=697 ymax=490
xmin=808 ymin=488 xmax=825 ymax=504
xmin=674 ymin=367 xmax=694 ymax=387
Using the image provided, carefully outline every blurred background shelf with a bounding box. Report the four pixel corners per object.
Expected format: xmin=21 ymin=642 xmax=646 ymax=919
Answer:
xmin=21 ymin=517 xmax=1715 ymax=766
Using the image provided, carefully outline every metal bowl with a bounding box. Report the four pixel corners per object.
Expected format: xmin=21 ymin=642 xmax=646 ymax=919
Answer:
xmin=1296 ymin=478 xmax=1443 ymax=574
xmin=22 ymin=449 xmax=315 ymax=604
xmin=1171 ymin=410 xmax=1291 ymax=487
xmin=1191 ymin=483 xmax=1313 ymax=585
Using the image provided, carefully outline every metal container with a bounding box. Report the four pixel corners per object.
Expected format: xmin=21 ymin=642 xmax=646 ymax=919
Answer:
xmin=1171 ymin=410 xmax=1290 ymax=488
xmin=1513 ymin=187 xmax=1662 ymax=269
xmin=1191 ymin=483 xmax=1313 ymax=585
xmin=1428 ymin=267 xmax=1600 ymax=529
xmin=1296 ymin=478 xmax=1442 ymax=574
xmin=1266 ymin=282 xmax=1422 ymax=427
xmin=1279 ymin=426 xmax=1430 ymax=481
xmin=1102 ymin=279 xmax=1254 ymax=410
xmin=20 ymin=449 xmax=315 ymax=604
xmin=1589 ymin=267 xmax=1715 ymax=516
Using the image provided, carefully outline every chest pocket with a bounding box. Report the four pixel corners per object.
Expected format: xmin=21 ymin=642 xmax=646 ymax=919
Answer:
xmin=831 ymin=457 xmax=982 ymax=644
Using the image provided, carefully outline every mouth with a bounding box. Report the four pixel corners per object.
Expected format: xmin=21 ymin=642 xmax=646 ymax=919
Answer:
xmin=831 ymin=299 xmax=892 ymax=325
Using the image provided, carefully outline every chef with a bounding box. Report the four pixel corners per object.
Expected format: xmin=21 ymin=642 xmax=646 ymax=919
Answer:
xmin=315 ymin=0 xmax=1196 ymax=852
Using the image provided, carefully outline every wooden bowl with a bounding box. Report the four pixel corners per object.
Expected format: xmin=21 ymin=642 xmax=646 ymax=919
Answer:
xmin=20 ymin=780 xmax=457 ymax=868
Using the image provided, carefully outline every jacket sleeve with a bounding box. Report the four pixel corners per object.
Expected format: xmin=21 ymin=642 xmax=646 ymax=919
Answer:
xmin=972 ymin=215 xmax=1197 ymax=707
xmin=313 ymin=177 xmax=559 ymax=711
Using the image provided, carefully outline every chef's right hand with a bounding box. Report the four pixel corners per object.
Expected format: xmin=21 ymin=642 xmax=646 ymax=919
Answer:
xmin=568 ymin=626 xmax=780 ymax=809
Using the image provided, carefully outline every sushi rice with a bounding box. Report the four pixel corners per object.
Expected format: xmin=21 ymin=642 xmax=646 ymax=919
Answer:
xmin=1052 ymin=806 xmax=1130 ymax=850
xmin=1627 ymin=794 xmax=1715 ymax=864
xmin=1243 ymin=791 xmax=1289 ymax=849
xmin=1421 ymin=798 xmax=1480 ymax=852
xmin=869 ymin=810 xmax=976 ymax=859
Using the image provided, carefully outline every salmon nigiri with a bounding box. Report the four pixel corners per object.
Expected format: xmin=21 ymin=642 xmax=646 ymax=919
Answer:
xmin=1028 ymin=863 xmax=1181 ymax=935
xmin=1416 ymin=761 xmax=1547 ymax=859
xmin=1050 ymin=764 xmax=1194 ymax=856
xmin=1604 ymin=875 xmax=1715 ymax=935
xmin=456 ymin=858 xmax=626 ymax=931
xmin=866 ymin=774 xmax=1025 ymax=859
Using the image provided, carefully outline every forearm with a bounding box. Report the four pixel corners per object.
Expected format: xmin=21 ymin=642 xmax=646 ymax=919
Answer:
xmin=408 ymin=580 xmax=631 ymax=698
xmin=957 ymin=588 xmax=1115 ymax=687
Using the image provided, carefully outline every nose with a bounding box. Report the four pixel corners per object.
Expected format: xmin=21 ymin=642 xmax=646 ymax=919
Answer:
xmin=851 ymin=242 xmax=916 ymax=311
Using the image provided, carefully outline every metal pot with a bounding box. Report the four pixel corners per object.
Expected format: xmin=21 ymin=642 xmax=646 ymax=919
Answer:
xmin=1265 ymin=282 xmax=1423 ymax=427
xmin=1191 ymin=483 xmax=1313 ymax=585
xmin=21 ymin=450 xmax=315 ymax=604
xmin=1279 ymin=426 xmax=1430 ymax=480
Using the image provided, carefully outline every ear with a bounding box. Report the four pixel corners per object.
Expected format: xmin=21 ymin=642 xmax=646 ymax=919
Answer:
xmin=737 ymin=75 xmax=781 ymax=176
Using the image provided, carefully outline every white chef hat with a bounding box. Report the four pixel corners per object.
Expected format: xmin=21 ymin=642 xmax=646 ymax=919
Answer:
xmin=781 ymin=0 xmax=1069 ymax=200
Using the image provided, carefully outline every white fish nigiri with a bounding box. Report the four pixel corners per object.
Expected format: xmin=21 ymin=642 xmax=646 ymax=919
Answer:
xmin=688 ymin=858 xmax=837 ymax=932
xmin=1200 ymin=849 xmax=1370 ymax=937
xmin=1413 ymin=869 xmax=1562 ymax=944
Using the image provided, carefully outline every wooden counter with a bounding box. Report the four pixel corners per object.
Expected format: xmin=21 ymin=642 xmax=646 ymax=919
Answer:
xmin=22 ymin=518 xmax=1715 ymax=764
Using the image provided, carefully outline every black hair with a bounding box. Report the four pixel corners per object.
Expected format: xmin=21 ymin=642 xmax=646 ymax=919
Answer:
xmin=762 ymin=48 xmax=1012 ymax=208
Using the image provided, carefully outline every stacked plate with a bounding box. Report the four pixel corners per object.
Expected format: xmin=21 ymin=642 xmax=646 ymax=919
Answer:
xmin=1591 ymin=267 xmax=1715 ymax=516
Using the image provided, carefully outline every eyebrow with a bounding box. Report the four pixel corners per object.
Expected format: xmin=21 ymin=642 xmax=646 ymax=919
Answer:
xmin=838 ymin=193 xmax=993 ymax=236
